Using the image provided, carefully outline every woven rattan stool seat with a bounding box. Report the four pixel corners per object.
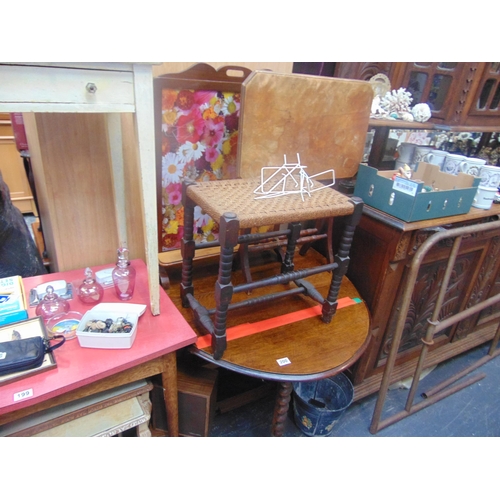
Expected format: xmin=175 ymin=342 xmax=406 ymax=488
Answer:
xmin=181 ymin=177 xmax=363 ymax=360
xmin=186 ymin=178 xmax=354 ymax=229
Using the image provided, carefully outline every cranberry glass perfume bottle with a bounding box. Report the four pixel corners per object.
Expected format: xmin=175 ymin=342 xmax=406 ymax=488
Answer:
xmin=77 ymin=267 xmax=104 ymax=305
xmin=112 ymin=246 xmax=136 ymax=301
xmin=35 ymin=285 xmax=70 ymax=321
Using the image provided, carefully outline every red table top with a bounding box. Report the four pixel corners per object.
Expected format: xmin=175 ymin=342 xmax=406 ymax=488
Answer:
xmin=0 ymin=259 xmax=197 ymax=416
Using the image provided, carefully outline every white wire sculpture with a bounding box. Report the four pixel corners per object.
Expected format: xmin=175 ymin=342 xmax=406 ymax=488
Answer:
xmin=253 ymin=154 xmax=335 ymax=201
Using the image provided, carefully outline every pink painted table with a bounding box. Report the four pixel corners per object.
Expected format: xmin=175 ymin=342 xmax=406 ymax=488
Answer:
xmin=0 ymin=259 xmax=197 ymax=436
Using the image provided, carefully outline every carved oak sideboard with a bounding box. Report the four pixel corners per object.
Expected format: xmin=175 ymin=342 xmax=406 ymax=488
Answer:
xmin=345 ymin=203 xmax=500 ymax=399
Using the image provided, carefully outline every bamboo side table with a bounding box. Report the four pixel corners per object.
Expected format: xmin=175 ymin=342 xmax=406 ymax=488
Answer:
xmin=180 ymin=178 xmax=364 ymax=359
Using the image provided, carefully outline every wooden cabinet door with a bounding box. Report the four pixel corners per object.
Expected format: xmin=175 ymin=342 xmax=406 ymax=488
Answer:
xmin=391 ymin=63 xmax=470 ymax=124
xmin=463 ymin=62 xmax=500 ymax=127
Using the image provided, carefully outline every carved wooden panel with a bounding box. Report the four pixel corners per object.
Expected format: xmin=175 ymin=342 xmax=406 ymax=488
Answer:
xmin=394 ymin=232 xmax=412 ymax=261
xmin=454 ymin=236 xmax=500 ymax=339
xmin=478 ymin=274 xmax=500 ymax=322
xmin=380 ymin=251 xmax=477 ymax=360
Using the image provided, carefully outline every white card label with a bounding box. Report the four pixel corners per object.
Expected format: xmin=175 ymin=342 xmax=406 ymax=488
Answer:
xmin=393 ymin=177 xmax=419 ymax=197
xmin=277 ymin=357 xmax=291 ymax=366
xmin=13 ymin=388 xmax=33 ymax=402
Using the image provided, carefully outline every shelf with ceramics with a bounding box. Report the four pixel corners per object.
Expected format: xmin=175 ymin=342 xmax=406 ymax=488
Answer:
xmin=365 ymin=75 xmax=500 ymax=170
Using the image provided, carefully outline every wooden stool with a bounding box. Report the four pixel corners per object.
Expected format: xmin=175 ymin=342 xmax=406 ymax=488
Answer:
xmin=180 ymin=178 xmax=363 ymax=359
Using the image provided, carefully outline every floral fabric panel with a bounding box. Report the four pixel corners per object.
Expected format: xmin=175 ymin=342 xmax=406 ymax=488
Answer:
xmin=160 ymin=89 xmax=241 ymax=251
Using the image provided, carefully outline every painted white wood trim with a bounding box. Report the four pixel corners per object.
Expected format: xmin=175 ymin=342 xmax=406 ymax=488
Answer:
xmin=106 ymin=113 xmax=128 ymax=248
xmin=0 ymin=65 xmax=135 ymax=113
xmin=132 ymin=64 xmax=160 ymax=316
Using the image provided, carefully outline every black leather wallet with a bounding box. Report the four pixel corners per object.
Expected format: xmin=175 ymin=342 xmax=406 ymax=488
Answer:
xmin=0 ymin=335 xmax=65 ymax=376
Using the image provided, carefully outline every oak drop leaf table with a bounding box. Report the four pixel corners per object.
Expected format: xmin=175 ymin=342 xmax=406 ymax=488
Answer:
xmin=174 ymin=178 xmax=370 ymax=435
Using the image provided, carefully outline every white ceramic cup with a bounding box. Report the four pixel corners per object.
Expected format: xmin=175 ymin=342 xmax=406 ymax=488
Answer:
xmin=459 ymin=157 xmax=486 ymax=177
xmin=478 ymin=164 xmax=500 ymax=188
xmin=397 ymin=142 xmax=416 ymax=164
xmin=412 ymin=146 xmax=433 ymax=165
xmin=425 ymin=150 xmax=448 ymax=169
xmin=472 ymin=185 xmax=497 ymax=209
xmin=442 ymin=153 xmax=468 ymax=175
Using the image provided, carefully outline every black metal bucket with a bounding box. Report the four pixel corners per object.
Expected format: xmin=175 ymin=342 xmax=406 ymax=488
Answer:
xmin=292 ymin=373 xmax=354 ymax=436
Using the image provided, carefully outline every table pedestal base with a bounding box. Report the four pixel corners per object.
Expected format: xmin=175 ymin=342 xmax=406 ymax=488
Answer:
xmin=271 ymin=381 xmax=293 ymax=437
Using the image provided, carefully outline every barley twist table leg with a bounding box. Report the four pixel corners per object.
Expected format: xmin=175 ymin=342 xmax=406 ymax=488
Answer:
xmin=271 ymin=381 xmax=293 ymax=437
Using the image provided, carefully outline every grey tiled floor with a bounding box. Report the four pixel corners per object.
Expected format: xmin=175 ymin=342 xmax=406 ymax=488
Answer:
xmin=209 ymin=342 xmax=500 ymax=437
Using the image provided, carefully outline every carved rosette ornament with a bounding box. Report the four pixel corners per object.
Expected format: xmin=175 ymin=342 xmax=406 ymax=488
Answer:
xmin=394 ymin=232 xmax=412 ymax=261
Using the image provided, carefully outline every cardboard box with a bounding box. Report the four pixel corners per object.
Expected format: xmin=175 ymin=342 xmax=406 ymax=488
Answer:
xmin=150 ymin=365 xmax=218 ymax=437
xmin=0 ymin=275 xmax=28 ymax=326
xmin=354 ymin=163 xmax=481 ymax=222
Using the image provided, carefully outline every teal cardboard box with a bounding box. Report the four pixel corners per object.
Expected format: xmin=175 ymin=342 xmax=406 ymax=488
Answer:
xmin=353 ymin=163 xmax=481 ymax=222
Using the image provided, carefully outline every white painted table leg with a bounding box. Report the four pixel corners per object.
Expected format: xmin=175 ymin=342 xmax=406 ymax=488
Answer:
xmin=133 ymin=64 xmax=160 ymax=316
xmin=106 ymin=113 xmax=128 ymax=247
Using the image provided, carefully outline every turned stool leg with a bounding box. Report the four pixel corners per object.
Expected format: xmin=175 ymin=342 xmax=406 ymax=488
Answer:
xmin=212 ymin=212 xmax=240 ymax=360
xmin=281 ymin=222 xmax=302 ymax=274
xmin=237 ymin=228 xmax=253 ymax=284
xmin=180 ymin=180 xmax=197 ymax=308
xmin=271 ymin=381 xmax=293 ymax=437
xmin=322 ymin=197 xmax=363 ymax=323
